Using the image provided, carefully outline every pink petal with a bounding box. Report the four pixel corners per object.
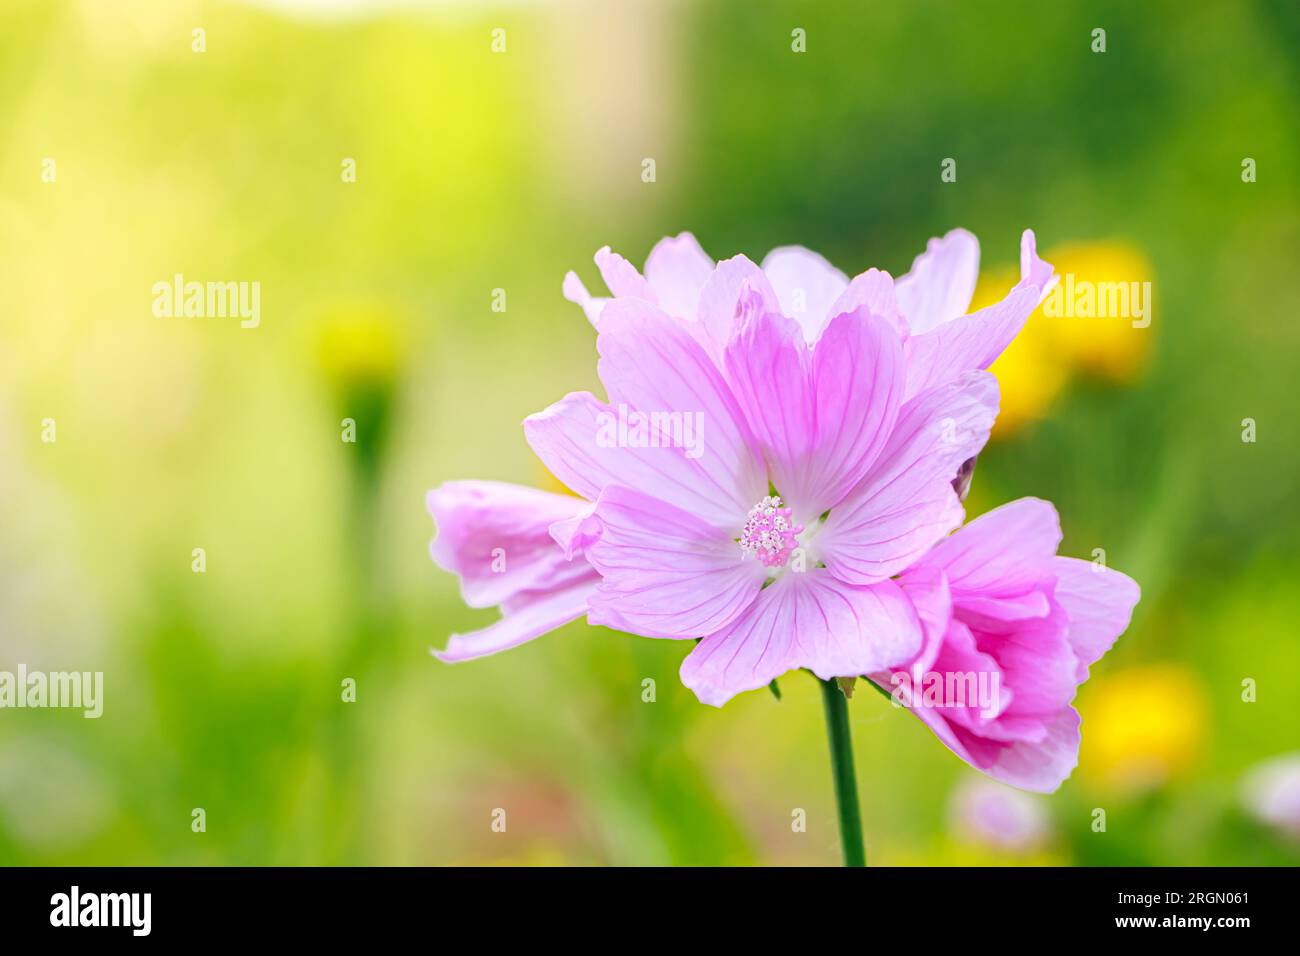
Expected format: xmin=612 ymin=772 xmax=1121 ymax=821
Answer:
xmin=895 ymin=228 xmax=980 ymax=335
xmin=723 ymin=307 xmax=903 ymax=521
xmin=681 ymin=570 xmax=923 ymax=707
xmin=644 ymin=232 xmax=714 ymax=319
xmin=760 ymin=246 xmax=849 ymax=342
xmin=951 ymin=709 xmax=1083 ymax=793
xmin=562 ymin=271 xmax=606 ymax=328
xmin=595 ymin=298 xmax=768 ymax=516
xmin=886 ymin=668 xmax=1082 ymax=793
xmin=433 ymin=578 xmax=598 ymax=663
xmin=1051 ymin=556 xmax=1140 ymax=680
xmin=585 ymin=485 xmax=767 ymax=639
xmin=896 ymin=565 xmax=953 ymax=680
xmin=594 ymin=246 xmax=657 ymax=301
xmin=915 ymin=496 xmax=1061 ymax=601
xmin=817 ymin=370 xmax=999 ymax=585
xmin=825 ymin=268 xmax=907 ymax=338
xmin=427 ymin=480 xmax=595 ymax=609
xmin=524 ymin=390 xmax=753 ymax=531
xmin=902 ymin=230 xmax=1054 ymax=400
xmin=972 ymin=600 xmax=1079 ymax=717
xmin=694 ymin=255 xmax=783 ymax=361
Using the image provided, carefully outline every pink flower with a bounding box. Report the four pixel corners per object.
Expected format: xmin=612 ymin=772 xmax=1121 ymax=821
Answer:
xmin=1241 ymin=753 xmax=1300 ymax=841
xmin=427 ymin=229 xmax=1058 ymax=708
xmin=949 ymin=777 xmax=1051 ymax=852
xmin=874 ymin=498 xmax=1140 ymax=792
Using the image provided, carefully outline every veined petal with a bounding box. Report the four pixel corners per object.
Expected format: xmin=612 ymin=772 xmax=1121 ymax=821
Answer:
xmin=681 ymin=571 xmax=923 ymax=707
xmin=596 ymin=297 xmax=768 ymax=517
xmin=723 ymin=307 xmax=903 ymax=522
xmin=902 ymin=230 xmax=1054 ymax=400
xmin=523 ymin=391 xmax=750 ymax=532
xmin=895 ymin=228 xmax=980 ymax=335
xmin=818 ymin=371 xmax=999 ymax=584
xmin=760 ymin=246 xmax=849 ymax=343
xmin=433 ymin=578 xmax=598 ymax=663
xmin=585 ymin=485 xmax=767 ymax=639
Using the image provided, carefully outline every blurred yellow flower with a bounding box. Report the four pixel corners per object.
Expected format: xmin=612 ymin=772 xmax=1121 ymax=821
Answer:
xmin=1079 ymin=664 xmax=1209 ymax=795
xmin=972 ymin=240 xmax=1155 ymax=438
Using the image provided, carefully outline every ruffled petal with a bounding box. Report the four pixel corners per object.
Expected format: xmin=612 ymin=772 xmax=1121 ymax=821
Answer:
xmin=427 ymin=480 xmax=595 ymax=609
xmin=1051 ymin=556 xmax=1140 ymax=680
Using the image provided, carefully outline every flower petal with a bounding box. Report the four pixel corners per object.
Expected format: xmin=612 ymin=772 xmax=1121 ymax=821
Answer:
xmin=694 ymin=254 xmax=783 ymax=361
xmin=433 ymin=578 xmax=598 ymax=663
xmin=760 ymin=245 xmax=849 ymax=342
xmin=680 ymin=571 xmax=923 ymax=707
xmin=594 ymin=245 xmax=657 ymax=301
xmin=524 ymin=391 xmax=751 ymax=531
xmin=585 ymin=485 xmax=767 ymax=639
xmin=562 ymin=271 xmax=606 ymax=328
xmin=902 ymin=230 xmax=1054 ymax=400
xmin=902 ymin=696 xmax=1082 ymax=793
xmin=723 ymin=306 xmax=903 ymax=521
xmin=427 ymin=480 xmax=595 ymax=609
xmin=1051 ymin=556 xmax=1140 ymax=680
xmin=915 ymin=496 xmax=1061 ymax=601
xmin=818 ymin=370 xmax=999 ymax=584
xmin=596 ymin=298 xmax=768 ymax=518
xmin=895 ymin=228 xmax=980 ymax=335
xmin=825 ymin=268 xmax=907 ymax=337
xmin=644 ymin=232 xmax=714 ymax=320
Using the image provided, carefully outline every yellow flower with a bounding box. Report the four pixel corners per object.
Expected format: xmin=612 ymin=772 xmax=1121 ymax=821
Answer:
xmin=316 ymin=306 xmax=401 ymax=391
xmin=971 ymin=240 xmax=1154 ymax=438
xmin=1079 ymin=664 xmax=1209 ymax=795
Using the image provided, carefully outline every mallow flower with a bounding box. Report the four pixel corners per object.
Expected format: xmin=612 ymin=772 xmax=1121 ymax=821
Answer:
xmin=874 ymin=498 xmax=1140 ymax=792
xmin=426 ymin=227 xmax=1135 ymax=864
xmin=430 ymin=228 xmax=1049 ymax=671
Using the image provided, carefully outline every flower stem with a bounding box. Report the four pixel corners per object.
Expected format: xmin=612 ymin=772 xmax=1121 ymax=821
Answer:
xmin=818 ymin=677 xmax=867 ymax=867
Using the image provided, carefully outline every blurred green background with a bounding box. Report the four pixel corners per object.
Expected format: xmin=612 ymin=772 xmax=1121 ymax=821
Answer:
xmin=1 ymin=0 xmax=1298 ymax=866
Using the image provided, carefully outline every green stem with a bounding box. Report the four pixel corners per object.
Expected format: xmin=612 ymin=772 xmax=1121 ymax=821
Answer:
xmin=818 ymin=677 xmax=867 ymax=867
